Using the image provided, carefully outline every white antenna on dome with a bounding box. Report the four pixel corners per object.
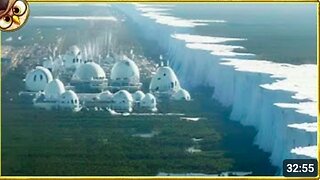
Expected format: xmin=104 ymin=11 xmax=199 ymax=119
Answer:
xmin=130 ymin=49 xmax=135 ymax=60
xmin=98 ymin=54 xmax=102 ymax=65
xmin=159 ymin=55 xmax=163 ymax=66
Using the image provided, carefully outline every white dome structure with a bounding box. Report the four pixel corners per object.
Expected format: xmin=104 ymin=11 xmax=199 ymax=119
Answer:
xmin=149 ymin=65 xmax=181 ymax=94
xmin=63 ymin=45 xmax=83 ymax=70
xmin=112 ymin=90 xmax=133 ymax=112
xmin=72 ymin=62 xmax=106 ymax=81
xmin=98 ymin=90 xmax=113 ymax=102
xmin=59 ymin=90 xmax=80 ymax=111
xmin=132 ymin=90 xmax=145 ymax=102
xmin=25 ymin=66 xmax=53 ymax=92
xmin=141 ymin=93 xmax=157 ymax=111
xmin=110 ymin=56 xmax=140 ymax=87
xmin=44 ymin=79 xmax=65 ymax=101
xmin=172 ymin=88 xmax=191 ymax=101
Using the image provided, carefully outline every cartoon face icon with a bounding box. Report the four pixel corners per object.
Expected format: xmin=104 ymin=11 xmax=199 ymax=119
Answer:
xmin=0 ymin=0 xmax=29 ymax=32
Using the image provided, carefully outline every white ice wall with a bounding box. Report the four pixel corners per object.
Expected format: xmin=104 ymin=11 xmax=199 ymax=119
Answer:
xmin=117 ymin=4 xmax=317 ymax=171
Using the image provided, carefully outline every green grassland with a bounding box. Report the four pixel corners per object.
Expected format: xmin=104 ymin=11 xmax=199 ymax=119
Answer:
xmin=1 ymin=65 xmax=276 ymax=176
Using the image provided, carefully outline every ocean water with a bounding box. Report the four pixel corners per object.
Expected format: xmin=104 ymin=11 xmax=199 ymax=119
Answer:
xmin=164 ymin=4 xmax=317 ymax=64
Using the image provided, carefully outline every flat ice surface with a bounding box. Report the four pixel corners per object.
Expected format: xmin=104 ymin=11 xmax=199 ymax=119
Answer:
xmin=135 ymin=4 xmax=225 ymax=28
xmin=288 ymin=122 xmax=317 ymax=132
xmin=172 ymin=34 xmax=255 ymax=57
xmin=221 ymin=59 xmax=316 ymax=102
xmin=180 ymin=117 xmax=201 ymax=121
xmin=171 ymin=33 xmax=317 ymax=117
xmin=291 ymin=146 xmax=317 ymax=158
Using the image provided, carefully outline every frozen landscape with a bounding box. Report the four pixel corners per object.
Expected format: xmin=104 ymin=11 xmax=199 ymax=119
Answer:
xmin=1 ymin=3 xmax=317 ymax=176
xmin=117 ymin=3 xmax=317 ymax=171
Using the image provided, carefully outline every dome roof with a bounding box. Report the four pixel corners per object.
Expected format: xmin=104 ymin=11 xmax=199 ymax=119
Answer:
xmin=141 ymin=93 xmax=157 ymax=108
xmin=59 ymin=90 xmax=80 ymax=108
xmin=63 ymin=45 xmax=83 ymax=69
xmin=172 ymin=88 xmax=191 ymax=101
xmin=132 ymin=90 xmax=145 ymax=102
xmin=44 ymin=79 xmax=65 ymax=100
xmin=72 ymin=62 xmax=106 ymax=81
xmin=25 ymin=66 xmax=53 ymax=92
xmin=113 ymin=90 xmax=133 ymax=102
xmin=112 ymin=90 xmax=133 ymax=112
xmin=68 ymin=45 xmax=81 ymax=56
xmin=149 ymin=66 xmax=181 ymax=93
xmin=110 ymin=56 xmax=140 ymax=83
xmin=60 ymin=90 xmax=78 ymax=100
xmin=98 ymin=90 xmax=113 ymax=101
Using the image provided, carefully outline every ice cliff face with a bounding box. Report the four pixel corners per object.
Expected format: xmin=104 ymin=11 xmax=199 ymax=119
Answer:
xmin=117 ymin=4 xmax=317 ymax=171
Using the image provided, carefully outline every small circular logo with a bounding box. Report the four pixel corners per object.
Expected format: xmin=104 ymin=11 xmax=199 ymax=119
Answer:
xmin=0 ymin=0 xmax=30 ymax=32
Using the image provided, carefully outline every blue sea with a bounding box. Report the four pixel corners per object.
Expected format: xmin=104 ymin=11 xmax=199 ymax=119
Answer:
xmin=156 ymin=4 xmax=317 ymax=64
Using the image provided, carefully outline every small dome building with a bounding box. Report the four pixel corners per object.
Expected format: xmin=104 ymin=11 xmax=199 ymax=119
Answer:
xmin=110 ymin=56 xmax=141 ymax=91
xmin=72 ymin=62 xmax=106 ymax=81
xmin=58 ymin=90 xmax=81 ymax=111
xmin=44 ymin=79 xmax=65 ymax=101
xmin=71 ymin=62 xmax=108 ymax=92
xmin=98 ymin=90 xmax=113 ymax=102
xmin=25 ymin=66 xmax=53 ymax=92
xmin=140 ymin=93 xmax=157 ymax=111
xmin=112 ymin=90 xmax=133 ymax=112
xmin=63 ymin=45 xmax=83 ymax=70
xmin=132 ymin=90 xmax=145 ymax=103
xmin=172 ymin=88 xmax=191 ymax=101
xmin=149 ymin=65 xmax=181 ymax=95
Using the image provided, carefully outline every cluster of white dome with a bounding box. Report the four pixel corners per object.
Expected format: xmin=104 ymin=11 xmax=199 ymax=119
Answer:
xmin=95 ymin=90 xmax=156 ymax=112
xmin=43 ymin=79 xmax=80 ymax=111
xmin=68 ymin=54 xmax=141 ymax=92
xmin=25 ymin=67 xmax=80 ymax=111
xmin=24 ymin=66 xmax=156 ymax=112
xmin=24 ymin=45 xmax=191 ymax=112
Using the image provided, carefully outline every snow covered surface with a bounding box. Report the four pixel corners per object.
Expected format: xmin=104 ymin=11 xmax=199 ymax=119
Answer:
xmin=291 ymin=146 xmax=317 ymax=159
xmin=119 ymin=4 xmax=318 ymax=171
xmin=172 ymin=34 xmax=254 ymax=57
xmin=288 ymin=122 xmax=317 ymax=132
xmin=186 ymin=146 xmax=202 ymax=153
xmin=135 ymin=4 xmax=225 ymax=28
xmin=180 ymin=117 xmax=201 ymax=121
